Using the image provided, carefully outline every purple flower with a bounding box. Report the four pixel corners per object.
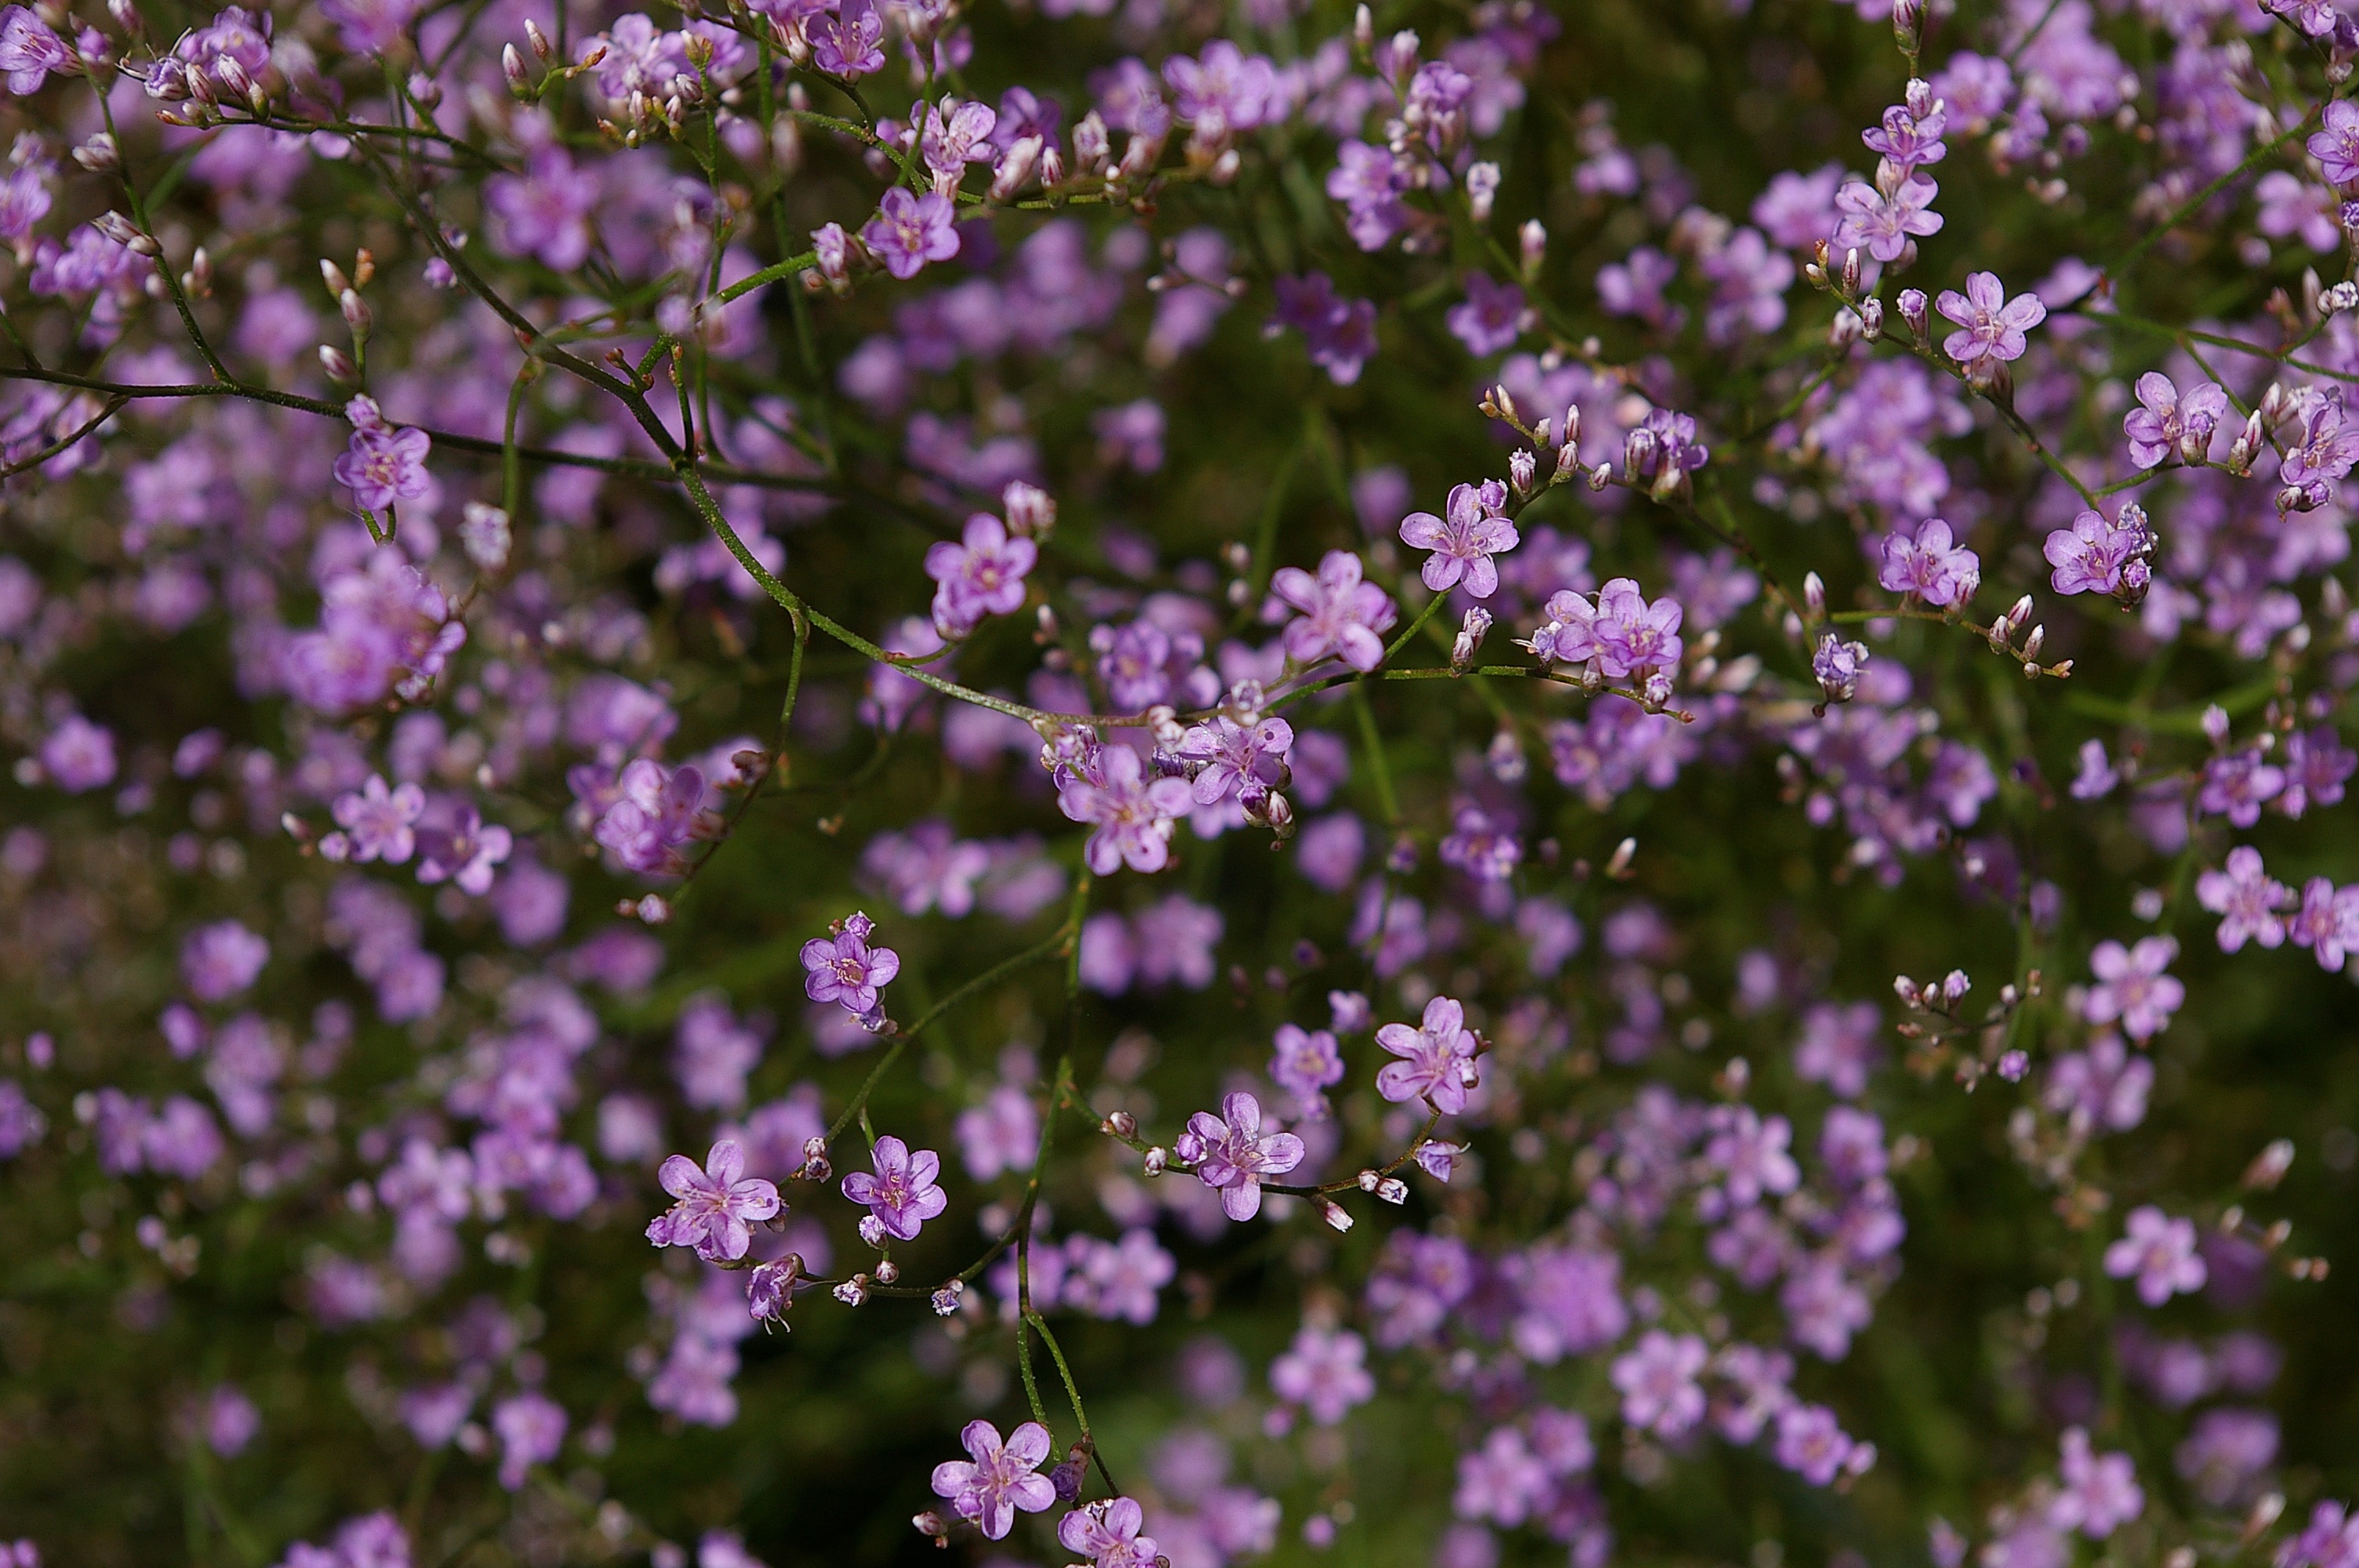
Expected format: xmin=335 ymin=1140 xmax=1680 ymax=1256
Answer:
xmin=929 ymin=1419 xmax=1056 ymax=1540
xmin=800 ymin=911 xmax=901 ymax=1014
xmin=2122 ymin=372 xmax=2227 ymax=469
xmin=1445 ymin=272 xmax=1531 ymax=357
xmin=925 ymin=512 xmax=1036 ymax=637
xmin=1269 ymin=1022 xmax=1344 ymax=1117
xmin=2199 ymin=750 xmax=2287 ymax=829
xmin=1795 ymin=1000 xmax=1882 ymax=1097
xmin=646 ymin=1138 xmax=781 ymax=1261
xmin=1813 ymin=633 xmax=1869 ymax=706
xmin=484 ymin=147 xmax=599 ymax=272
xmin=1612 ymin=1330 xmax=1710 ymax=1439
xmin=1325 ymin=140 xmax=1411 ymax=251
xmin=490 ymin=1392 xmax=565 ymax=1491
xmin=954 ymin=1084 xmax=1040 ymax=1180
xmin=1862 ymin=99 xmax=1947 ymax=172
xmin=181 ymin=920 xmax=268 ymax=1002
xmin=860 ymin=187 xmax=960 ymax=281
xmin=1832 ymin=175 xmax=1943 ymax=263
xmin=1270 ymin=550 xmax=1398 ymax=671
xmin=2197 ymin=845 xmax=2293 ymax=952
xmin=2310 ymin=99 xmax=2359 ymax=186
xmin=1174 ymin=714 xmax=1293 ymax=808
xmin=2104 ymin=1205 xmax=2207 ymax=1307
xmin=919 ymin=97 xmax=998 ymax=185
xmin=414 ymin=806 xmax=511 ymax=896
xmin=1056 ymin=743 xmax=1194 ymax=875
xmin=592 ymin=759 xmax=708 ymax=877
xmin=1174 ymin=1090 xmax=1305 ymax=1221
xmin=1773 ymin=1403 xmax=1857 ymax=1486
xmin=809 ymin=0 xmax=884 ymax=78
xmin=1399 ymin=481 xmax=1520 ymax=598
xmin=1877 ymin=517 xmax=1980 ymax=607
xmin=1454 ymin=1427 xmax=1550 ymax=1526
xmin=1592 ymin=576 xmax=1687 ymax=678
xmin=330 ymin=774 xmax=424 ymax=864
xmin=2050 ymin=1428 xmax=2144 ymax=1538
xmin=1059 ymin=1497 xmax=1161 ymax=1568
xmin=1935 ymin=270 xmax=2045 ymax=365
xmin=2044 ymin=506 xmax=2154 ymax=600
xmin=2288 ymin=878 xmax=2359 ymax=971
xmin=0 ymin=6 xmax=68 ymax=95
xmin=38 ymin=713 xmax=115 ymax=792
xmin=2083 ymin=936 xmax=2183 ymax=1042
xmin=841 ymin=1134 xmax=947 ymax=1242
xmin=1375 ymin=995 xmax=1481 ymax=1115
xmin=1268 ymin=274 xmax=1381 ymax=386
xmin=2277 ymin=392 xmax=2359 ymax=506
xmin=2279 ymin=725 xmax=2357 ymax=817
xmin=1268 ymin=1326 xmax=1375 ymax=1424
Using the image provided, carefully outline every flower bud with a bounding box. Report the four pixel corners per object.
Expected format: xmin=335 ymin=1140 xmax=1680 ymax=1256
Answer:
xmin=2201 ymin=703 xmax=2231 ymax=745
xmin=340 ymin=288 xmax=371 ymax=335
xmin=524 ymin=17 xmax=553 ymax=60
xmin=1859 ymin=296 xmax=1884 ymax=340
xmin=107 ymin=0 xmax=144 ymax=38
xmin=1452 ymin=606 xmax=1492 ymax=671
xmin=503 ymin=42 xmax=530 ymax=94
xmin=929 ymin=1280 xmax=965 ymax=1316
xmin=2245 ymin=1138 xmax=2295 ymax=1191
xmin=1840 ymin=247 xmax=1862 ymax=295
xmin=1518 ymin=218 xmax=1546 ymax=279
xmin=873 ymin=1256 xmax=899 ymax=1284
xmin=71 ymin=132 xmax=118 ymax=172
xmin=832 ymin=1275 xmax=869 ymax=1305
xmin=1896 ymin=287 xmax=1928 ymax=339
xmin=1509 ymin=448 xmax=1536 ymax=493
xmin=1143 ymin=1145 xmax=1168 ymax=1175
xmin=1317 ymin=1199 xmax=1354 ymax=1233
xmin=213 ymin=53 xmax=251 ymax=102
xmin=1605 ymin=837 xmax=1637 ymax=879
xmin=1376 ymin=1177 xmax=1408 ymax=1204
xmin=318 ymin=343 xmax=358 ymax=382
xmin=1893 ymin=0 xmax=1923 ymax=50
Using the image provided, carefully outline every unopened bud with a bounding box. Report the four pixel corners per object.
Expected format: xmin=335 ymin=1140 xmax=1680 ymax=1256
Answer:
xmin=1896 ymin=288 xmax=1928 ymax=339
xmin=1840 ymin=247 xmax=1862 ymax=295
xmin=1804 ymin=571 xmax=1826 ymax=620
xmin=71 ymin=132 xmax=118 ymax=172
xmin=340 ymin=288 xmax=371 ymax=335
xmin=1518 ymin=218 xmax=1546 ymax=278
xmin=1605 ymin=837 xmax=1637 ymax=879
xmin=503 ymin=42 xmax=529 ymax=93
xmin=1317 ymin=1199 xmax=1354 ymax=1233
xmin=1103 ymin=1109 xmax=1137 ymax=1139
xmin=2244 ymin=1138 xmax=2295 ymax=1191
xmin=832 ymin=1275 xmax=869 ymax=1305
xmin=525 ymin=17 xmax=553 ymax=60
xmin=318 ymin=344 xmax=357 ymax=381
xmin=1143 ymin=1145 xmax=1168 ymax=1175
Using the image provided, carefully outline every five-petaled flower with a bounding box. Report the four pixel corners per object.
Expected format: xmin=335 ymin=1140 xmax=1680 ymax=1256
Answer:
xmin=1375 ymin=995 xmax=1481 ymax=1114
xmin=2103 ymin=1204 xmax=2207 ymax=1306
xmin=840 ymin=1133 xmax=948 ymax=1243
xmin=1270 ymin=549 xmax=1398 ymax=671
xmin=1174 ymin=1090 xmax=1305 ymax=1221
xmin=1878 ymin=517 xmax=1980 ymax=607
xmin=860 ymin=186 xmax=961 ymax=281
xmin=1399 ymin=480 xmax=1521 ymax=598
xmin=929 ymin=1419 xmax=1056 ymax=1540
xmin=801 ymin=911 xmax=901 ymax=1017
xmin=646 ymin=1138 xmax=781 ymax=1262
xmin=1056 ymin=742 xmax=1195 ymax=875
xmin=925 ymin=512 xmax=1036 ymax=638
xmin=1935 ymin=270 xmax=2045 ymax=366
xmin=2082 ymin=936 xmax=2184 ymax=1042
xmin=333 ymin=424 xmax=433 ymax=515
